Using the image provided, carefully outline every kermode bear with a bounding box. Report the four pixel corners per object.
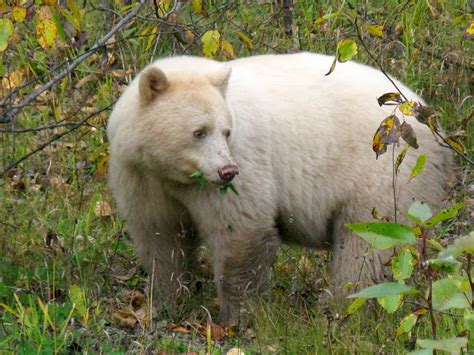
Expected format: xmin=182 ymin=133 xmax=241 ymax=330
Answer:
xmin=107 ymin=53 xmax=451 ymax=324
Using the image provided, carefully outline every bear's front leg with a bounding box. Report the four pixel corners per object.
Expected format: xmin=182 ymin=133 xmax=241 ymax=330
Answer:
xmin=211 ymin=228 xmax=281 ymax=325
xmin=130 ymin=221 xmax=200 ymax=315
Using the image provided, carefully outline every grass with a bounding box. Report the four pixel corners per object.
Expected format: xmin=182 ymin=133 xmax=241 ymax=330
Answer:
xmin=1 ymin=0 xmax=473 ymax=353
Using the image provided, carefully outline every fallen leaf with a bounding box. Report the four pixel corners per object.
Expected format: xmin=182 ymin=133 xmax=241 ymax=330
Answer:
xmin=112 ymin=310 xmax=137 ymax=328
xmin=94 ymin=200 xmax=112 ymax=217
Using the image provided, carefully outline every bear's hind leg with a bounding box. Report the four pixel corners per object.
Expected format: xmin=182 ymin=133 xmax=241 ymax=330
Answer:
xmin=331 ymin=227 xmax=392 ymax=297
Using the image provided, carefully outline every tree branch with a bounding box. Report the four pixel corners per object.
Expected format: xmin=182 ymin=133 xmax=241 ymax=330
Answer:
xmin=1 ymin=104 xmax=113 ymax=176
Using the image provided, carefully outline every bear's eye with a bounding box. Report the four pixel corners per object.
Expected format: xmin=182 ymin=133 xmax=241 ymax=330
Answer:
xmin=193 ymin=129 xmax=207 ymax=139
xmin=224 ymin=130 xmax=231 ymax=138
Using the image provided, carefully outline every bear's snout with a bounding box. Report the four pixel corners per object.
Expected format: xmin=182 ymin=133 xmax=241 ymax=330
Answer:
xmin=218 ymin=165 xmax=239 ymax=182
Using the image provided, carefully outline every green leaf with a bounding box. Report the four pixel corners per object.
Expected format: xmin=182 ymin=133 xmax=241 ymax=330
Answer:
xmin=377 ymin=294 xmax=402 ymax=313
xmin=201 ymin=30 xmax=221 ymax=58
xmin=432 ymin=278 xmax=470 ymax=311
xmin=407 ymin=350 xmax=432 ymax=355
xmin=69 ymin=284 xmax=87 ymax=318
xmin=464 ymin=310 xmax=474 ymax=332
xmin=348 ymin=282 xmax=417 ymax=299
xmin=427 ymin=255 xmax=461 ymax=273
xmin=190 ymin=171 xmax=207 ymax=189
xmin=453 ymin=232 xmax=474 ymax=256
xmin=0 ymin=19 xmax=14 ymax=52
xmin=391 ymin=248 xmax=414 ymax=282
xmin=396 ymin=313 xmax=417 ymax=336
xmin=337 ymin=39 xmax=358 ymax=62
xmin=406 ymin=200 xmax=433 ymax=224
xmin=417 ymin=337 xmax=467 ymax=354
xmin=424 ymin=203 xmax=465 ymax=228
xmin=49 ymin=7 xmax=67 ymax=41
xmin=346 ymin=222 xmax=416 ymax=250
xmin=346 ymin=297 xmax=365 ymax=314
xmin=410 ymin=154 xmax=426 ymax=181
xmin=219 ymin=182 xmax=239 ymax=196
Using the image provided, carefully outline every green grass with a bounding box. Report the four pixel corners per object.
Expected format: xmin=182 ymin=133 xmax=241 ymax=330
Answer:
xmin=1 ymin=0 xmax=472 ymax=353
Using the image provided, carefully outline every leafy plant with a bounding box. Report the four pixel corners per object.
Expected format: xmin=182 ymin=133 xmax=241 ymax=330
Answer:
xmin=347 ymin=203 xmax=471 ymax=353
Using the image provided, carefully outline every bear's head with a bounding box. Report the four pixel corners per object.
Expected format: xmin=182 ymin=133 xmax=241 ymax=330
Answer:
xmin=109 ymin=63 xmax=238 ymax=186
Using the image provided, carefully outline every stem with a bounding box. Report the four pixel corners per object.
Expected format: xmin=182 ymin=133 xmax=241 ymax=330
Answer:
xmin=392 ymin=144 xmax=398 ymax=223
xmin=467 ymin=255 xmax=474 ymax=309
xmin=420 ymin=227 xmax=437 ymax=341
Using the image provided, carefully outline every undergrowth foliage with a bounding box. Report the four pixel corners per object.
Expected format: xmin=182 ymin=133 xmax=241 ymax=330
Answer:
xmin=0 ymin=0 xmax=472 ymax=353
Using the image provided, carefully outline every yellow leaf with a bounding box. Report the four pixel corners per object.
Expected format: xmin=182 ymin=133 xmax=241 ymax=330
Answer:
xmin=377 ymin=92 xmax=403 ymax=106
xmin=221 ymin=39 xmax=235 ymax=59
xmin=95 ymin=154 xmax=109 ymax=178
xmin=372 ymin=115 xmax=401 ymax=159
xmin=0 ymin=18 xmax=13 ymax=52
xmin=94 ymin=200 xmax=112 ymax=217
xmin=42 ymin=0 xmax=58 ymax=5
xmin=36 ymin=19 xmax=58 ymax=49
xmin=201 ymin=30 xmax=220 ymax=58
xmin=395 ymin=144 xmax=410 ymax=174
xmin=399 ymin=100 xmax=416 ymax=116
xmin=337 ymin=39 xmax=358 ymax=62
xmin=237 ymin=31 xmax=252 ymax=50
xmin=192 ymin=0 xmax=207 ymax=15
xmin=464 ymin=19 xmax=474 ymax=40
xmin=145 ymin=26 xmax=157 ymax=50
xmin=367 ymin=24 xmax=384 ymax=38
xmin=11 ymin=7 xmax=27 ymax=23
xmin=2 ymin=70 xmax=23 ymax=90
xmin=446 ymin=136 xmax=465 ymax=154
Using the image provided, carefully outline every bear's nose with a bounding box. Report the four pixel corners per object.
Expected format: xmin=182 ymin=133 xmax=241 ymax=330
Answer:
xmin=218 ymin=165 xmax=239 ymax=182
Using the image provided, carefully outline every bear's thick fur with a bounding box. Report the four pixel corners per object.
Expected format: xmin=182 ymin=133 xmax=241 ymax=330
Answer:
xmin=107 ymin=53 xmax=451 ymax=324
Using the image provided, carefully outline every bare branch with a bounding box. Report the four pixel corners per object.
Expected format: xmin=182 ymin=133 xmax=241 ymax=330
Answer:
xmin=1 ymin=104 xmax=113 ymax=176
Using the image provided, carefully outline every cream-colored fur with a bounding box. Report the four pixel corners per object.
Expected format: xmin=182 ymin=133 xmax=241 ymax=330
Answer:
xmin=107 ymin=53 xmax=452 ymax=324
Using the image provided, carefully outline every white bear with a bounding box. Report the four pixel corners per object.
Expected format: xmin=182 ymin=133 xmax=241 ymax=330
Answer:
xmin=107 ymin=53 xmax=451 ymax=324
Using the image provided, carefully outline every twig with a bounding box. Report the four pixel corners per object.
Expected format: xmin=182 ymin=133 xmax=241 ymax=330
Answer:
xmin=392 ymin=144 xmax=398 ymax=222
xmin=1 ymin=104 xmax=113 ymax=176
xmin=0 ymin=121 xmax=95 ymax=133
xmin=432 ymin=129 xmax=474 ymax=165
xmin=353 ymin=17 xmax=408 ymax=101
xmin=0 ymin=0 xmax=145 ymax=124
xmin=354 ymin=16 xmax=473 ymax=165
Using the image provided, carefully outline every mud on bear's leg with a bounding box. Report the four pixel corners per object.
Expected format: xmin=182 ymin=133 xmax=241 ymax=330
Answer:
xmin=212 ymin=228 xmax=281 ymax=325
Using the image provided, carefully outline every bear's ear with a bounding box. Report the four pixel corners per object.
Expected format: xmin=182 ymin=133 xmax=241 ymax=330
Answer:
xmin=209 ymin=68 xmax=232 ymax=97
xmin=139 ymin=67 xmax=168 ymax=103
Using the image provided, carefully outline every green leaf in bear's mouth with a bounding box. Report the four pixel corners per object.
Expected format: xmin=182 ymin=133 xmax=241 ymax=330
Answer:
xmin=190 ymin=170 xmax=208 ymax=189
xmin=219 ymin=182 xmax=239 ymax=196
